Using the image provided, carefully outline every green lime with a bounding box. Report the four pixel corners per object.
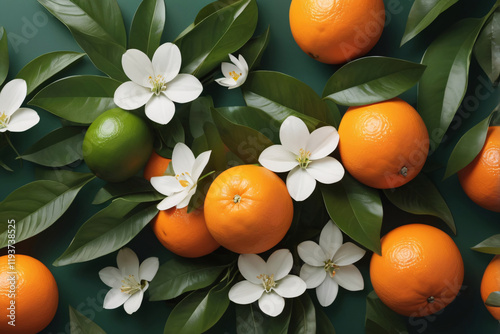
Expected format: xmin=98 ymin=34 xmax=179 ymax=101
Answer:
xmin=82 ymin=108 xmax=153 ymax=183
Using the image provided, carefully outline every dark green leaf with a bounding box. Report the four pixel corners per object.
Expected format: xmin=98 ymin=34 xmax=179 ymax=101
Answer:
xmin=472 ymin=234 xmax=500 ymax=254
xmin=325 ymin=100 xmax=341 ymax=129
xmin=0 ymin=159 xmax=13 ymax=172
xmin=35 ymin=169 xmax=93 ymax=187
xmin=53 ymin=200 xmax=158 ymax=266
xmin=243 ymin=71 xmax=328 ymax=127
xmin=149 ymin=257 xmax=228 ymax=301
xmin=0 ymin=27 xmax=9 ymax=86
xmin=189 ymin=96 xmax=215 ymax=138
xmin=383 ymin=173 xmax=455 ymax=234
xmin=290 ymin=293 xmax=316 ymax=334
xmin=175 ymin=0 xmax=258 ymax=78
xmin=154 ymin=116 xmax=185 ymax=152
xmin=201 ymin=122 xmax=226 ymax=173
xmin=129 ymin=0 xmax=166 ymax=58
xmin=16 ymin=51 xmax=85 ymax=95
xmin=444 ymin=113 xmax=491 ymax=179
xmin=92 ymin=177 xmax=156 ymax=204
xmin=474 ymin=8 xmax=500 ymax=84
xmin=236 ymin=302 xmax=292 ymax=334
xmin=321 ymin=174 xmax=383 ymax=255
xmin=486 ymin=291 xmax=500 ymax=307
xmin=20 ymin=126 xmax=85 ymax=167
xmin=365 ymin=291 xmax=408 ymax=334
xmin=0 ymin=173 xmax=94 ymax=248
xmin=316 ymin=306 xmax=335 ymax=334
xmin=322 ymin=57 xmax=426 ymax=106
xmin=418 ymin=18 xmax=484 ymax=146
xmin=69 ymin=305 xmax=107 ymax=334
xmin=37 ymin=0 xmax=127 ymax=81
xmin=401 ymin=0 xmax=459 ymax=46
xmin=194 ymin=0 xmax=242 ymax=24
xmin=238 ymin=26 xmax=271 ymax=70
xmin=29 ymin=75 xmax=121 ymax=124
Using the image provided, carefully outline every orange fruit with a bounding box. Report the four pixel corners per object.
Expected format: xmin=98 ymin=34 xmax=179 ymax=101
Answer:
xmin=338 ymin=98 xmax=429 ymax=189
xmin=152 ymin=207 xmax=220 ymax=258
xmin=457 ymin=126 xmax=500 ymax=212
xmin=289 ymin=0 xmax=385 ymax=64
xmin=370 ymin=224 xmax=464 ymax=317
xmin=0 ymin=254 xmax=58 ymax=333
xmin=204 ymin=165 xmax=293 ymax=254
xmin=481 ymin=255 xmax=500 ymax=320
xmin=143 ymin=151 xmax=171 ymax=181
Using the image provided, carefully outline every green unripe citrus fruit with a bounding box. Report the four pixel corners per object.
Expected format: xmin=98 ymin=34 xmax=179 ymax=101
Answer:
xmin=82 ymin=108 xmax=153 ymax=183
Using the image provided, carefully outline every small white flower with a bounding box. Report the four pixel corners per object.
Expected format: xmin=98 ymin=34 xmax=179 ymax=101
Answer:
xmin=297 ymin=221 xmax=365 ymax=307
xmin=150 ymin=142 xmax=211 ymax=210
xmin=99 ymin=248 xmax=159 ymax=315
xmin=228 ymin=249 xmax=306 ymax=317
xmin=114 ymin=42 xmax=203 ymax=125
xmin=215 ymin=54 xmax=248 ymax=89
xmin=0 ymin=79 xmax=39 ymax=133
xmin=258 ymin=116 xmax=344 ymax=201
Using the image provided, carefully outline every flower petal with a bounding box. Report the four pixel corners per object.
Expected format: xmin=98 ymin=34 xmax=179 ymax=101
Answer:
xmin=157 ymin=190 xmax=189 ymax=211
xmin=273 ymin=275 xmax=306 ymax=298
xmin=258 ymin=145 xmax=298 ymax=173
xmin=237 ymin=54 xmax=249 ymax=73
xmin=103 ymin=288 xmax=130 ymax=309
xmin=164 ymin=74 xmax=203 ymax=103
xmin=319 ymin=221 xmax=343 ymax=260
xmin=300 ymin=263 xmax=326 ymax=289
xmin=191 ymin=150 xmax=212 ymax=181
xmin=139 ymin=257 xmax=159 ymax=282
xmin=215 ymin=77 xmax=237 ymax=88
xmin=122 ymin=49 xmax=155 ymax=87
xmin=238 ymin=254 xmax=266 ymax=284
xmin=221 ymin=62 xmax=241 ymax=79
xmin=0 ymin=79 xmax=27 ymax=116
xmin=332 ymin=242 xmax=366 ymax=266
xmin=279 ymin=116 xmax=309 ymax=155
xmin=306 ymin=126 xmax=339 ymax=160
xmin=172 ymin=142 xmax=195 ymax=174
xmin=145 ymin=94 xmax=175 ymax=125
xmin=114 ymin=81 xmax=153 ymax=110
xmin=150 ymin=175 xmax=184 ymax=196
xmin=286 ymin=167 xmax=316 ymax=201
xmin=117 ymin=248 xmax=139 ymax=278
xmin=316 ymin=276 xmax=339 ymax=307
xmin=306 ymin=157 xmax=345 ymax=184
xmin=99 ymin=266 xmax=123 ymax=288
xmin=6 ymin=108 xmax=40 ymax=132
xmin=333 ymin=264 xmax=364 ymax=291
xmin=123 ymin=290 xmax=144 ymax=314
xmin=266 ymin=249 xmax=292 ymax=281
xmin=258 ymin=292 xmax=285 ymax=317
xmin=297 ymin=241 xmax=326 ymax=266
xmin=152 ymin=42 xmax=181 ymax=83
xmin=228 ymin=280 xmax=264 ymax=304
xmin=175 ymin=186 xmax=196 ymax=209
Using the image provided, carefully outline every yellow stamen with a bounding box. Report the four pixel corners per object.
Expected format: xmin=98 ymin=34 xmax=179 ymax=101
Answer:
xmin=324 ymin=260 xmax=340 ymax=278
xmin=296 ymin=148 xmax=312 ymax=169
xmin=149 ymin=75 xmax=168 ymax=95
xmin=120 ymin=274 xmax=142 ymax=295
xmin=176 ymin=172 xmax=192 ymax=188
xmin=229 ymin=71 xmax=241 ymax=82
xmin=257 ymin=274 xmax=276 ymax=292
xmin=0 ymin=112 xmax=10 ymax=129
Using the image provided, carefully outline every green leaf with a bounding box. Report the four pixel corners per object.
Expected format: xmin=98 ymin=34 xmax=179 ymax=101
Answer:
xmin=243 ymin=71 xmax=328 ymax=127
xmin=418 ymin=18 xmax=484 ymax=146
xmin=238 ymin=26 xmax=271 ymax=71
xmin=365 ymin=291 xmax=408 ymax=334
xmin=69 ymin=305 xmax=107 ymax=334
xmin=29 ymin=75 xmax=121 ymax=124
xmin=325 ymin=100 xmax=342 ymax=129
xmin=236 ymin=302 xmax=292 ymax=334
xmin=0 ymin=27 xmax=9 ymax=86
xmin=401 ymin=0 xmax=459 ymax=46
xmin=0 ymin=159 xmax=13 ymax=172
xmin=290 ymin=293 xmax=316 ymax=334
xmin=20 ymin=126 xmax=85 ymax=167
xmin=175 ymin=0 xmax=258 ymax=78
xmin=486 ymin=291 xmax=500 ymax=307
xmin=200 ymin=122 xmax=227 ymax=173
xmin=92 ymin=177 xmax=157 ymax=204
xmin=316 ymin=307 xmax=335 ymax=334
xmin=322 ymin=57 xmax=426 ymax=106
xmin=321 ymin=174 xmax=383 ymax=255
xmin=37 ymin=0 xmax=127 ymax=81
xmin=474 ymin=7 xmax=500 ymax=84
xmin=129 ymin=0 xmax=166 ymax=58
xmin=149 ymin=257 xmax=228 ymax=301
xmin=53 ymin=200 xmax=158 ymax=266
xmin=0 ymin=173 xmax=95 ymax=248
xmin=16 ymin=51 xmax=85 ymax=95
xmin=444 ymin=113 xmax=492 ymax=179
xmin=189 ymin=96 xmax=215 ymax=138
xmin=472 ymin=234 xmax=500 ymax=254
xmin=383 ymin=173 xmax=456 ymax=234
xmin=154 ymin=115 xmax=185 ymax=152
xmin=211 ymin=107 xmax=274 ymax=164
xmin=35 ymin=169 xmax=93 ymax=187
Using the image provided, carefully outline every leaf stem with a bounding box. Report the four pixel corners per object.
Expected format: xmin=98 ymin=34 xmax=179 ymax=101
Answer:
xmin=4 ymin=133 xmax=22 ymax=167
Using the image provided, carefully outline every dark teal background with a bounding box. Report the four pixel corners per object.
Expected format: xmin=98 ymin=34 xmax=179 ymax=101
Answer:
xmin=0 ymin=0 xmax=499 ymax=333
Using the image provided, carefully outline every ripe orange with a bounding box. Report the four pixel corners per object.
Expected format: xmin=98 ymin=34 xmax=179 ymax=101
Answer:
xmin=457 ymin=126 xmax=500 ymax=212
xmin=0 ymin=254 xmax=59 ymax=333
xmin=152 ymin=207 xmax=220 ymax=258
xmin=143 ymin=151 xmax=171 ymax=181
xmin=338 ymin=98 xmax=429 ymax=189
xmin=370 ymin=224 xmax=464 ymax=317
xmin=204 ymin=165 xmax=293 ymax=254
xmin=289 ymin=0 xmax=385 ymax=64
xmin=481 ymin=255 xmax=500 ymax=320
